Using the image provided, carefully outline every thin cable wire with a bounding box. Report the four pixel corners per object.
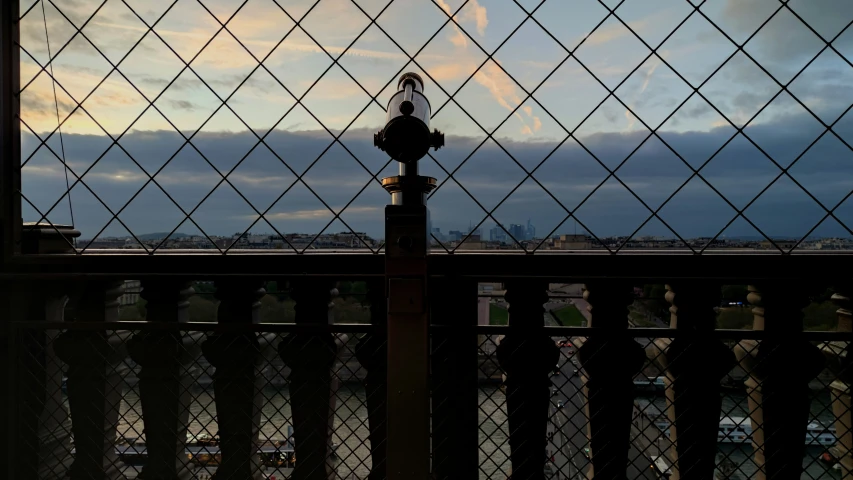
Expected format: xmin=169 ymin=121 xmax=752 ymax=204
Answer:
xmin=40 ymin=0 xmax=75 ymax=233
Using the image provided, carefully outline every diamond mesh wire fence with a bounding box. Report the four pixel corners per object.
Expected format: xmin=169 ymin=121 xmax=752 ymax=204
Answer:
xmin=12 ymin=0 xmax=853 ymax=254
xmin=473 ymin=331 xmax=850 ymax=480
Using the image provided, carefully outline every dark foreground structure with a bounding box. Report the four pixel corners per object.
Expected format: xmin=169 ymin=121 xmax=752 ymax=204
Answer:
xmin=2 ymin=1 xmax=853 ymax=479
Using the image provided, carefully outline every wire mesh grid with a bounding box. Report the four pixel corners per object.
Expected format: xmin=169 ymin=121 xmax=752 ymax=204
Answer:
xmin=9 ymin=323 xmax=851 ymax=479
xmin=12 ymin=0 xmax=853 ymax=254
xmin=473 ymin=332 xmax=851 ymax=479
xmin=12 ymin=325 xmax=381 ymax=480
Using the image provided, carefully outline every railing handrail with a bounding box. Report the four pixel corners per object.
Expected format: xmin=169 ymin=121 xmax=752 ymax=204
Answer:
xmin=3 ymin=251 xmax=852 ymax=279
xmin=12 ymin=321 xmax=849 ymax=340
xmin=9 ymin=320 xmax=374 ymax=333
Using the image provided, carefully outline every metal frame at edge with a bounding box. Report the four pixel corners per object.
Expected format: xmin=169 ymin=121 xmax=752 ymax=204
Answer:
xmin=0 ymin=0 xmax=21 ymax=261
xmin=0 ymin=251 xmax=849 ymax=280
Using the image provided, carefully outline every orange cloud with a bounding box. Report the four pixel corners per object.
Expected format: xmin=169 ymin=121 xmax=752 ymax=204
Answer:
xmin=473 ymin=62 xmax=541 ymax=134
xmin=262 ymin=206 xmax=379 ymax=220
xmin=435 ymin=0 xmax=489 ymax=47
xmin=428 ymin=2 xmax=544 ymax=136
xmin=459 ymin=1 xmax=489 ymax=36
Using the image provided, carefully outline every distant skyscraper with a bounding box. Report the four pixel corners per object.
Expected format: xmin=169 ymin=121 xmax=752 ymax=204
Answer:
xmin=490 ymin=225 xmax=507 ymax=243
xmin=509 ymin=224 xmax=526 ymax=241
xmin=526 ymin=219 xmax=536 ymax=240
xmin=466 ymin=221 xmax=481 ymax=238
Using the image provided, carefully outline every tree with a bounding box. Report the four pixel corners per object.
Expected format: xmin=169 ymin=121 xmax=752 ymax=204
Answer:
xmin=642 ymin=284 xmax=669 ymax=318
xmin=192 ymin=282 xmax=216 ymax=295
xmin=337 ymin=281 xmax=369 ymax=306
xmin=803 ymin=301 xmax=838 ymax=331
xmin=721 ymin=285 xmax=748 ymax=304
xmin=716 ymin=308 xmax=753 ymax=329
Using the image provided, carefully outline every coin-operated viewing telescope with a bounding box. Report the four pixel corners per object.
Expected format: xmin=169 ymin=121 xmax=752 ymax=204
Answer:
xmin=376 ymin=73 xmax=443 ymax=207
xmin=374 ymin=72 xmax=444 ymax=164
xmin=377 ymin=73 xmax=440 ymax=480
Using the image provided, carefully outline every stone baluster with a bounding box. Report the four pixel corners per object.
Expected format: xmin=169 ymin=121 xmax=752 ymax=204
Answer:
xmin=822 ymin=286 xmax=852 ymax=478
xmin=126 ymin=280 xmax=198 ymax=480
xmin=355 ymin=279 xmax=388 ymax=480
xmin=279 ymin=278 xmax=339 ymax=480
xmin=201 ymin=280 xmax=266 ymax=480
xmin=326 ymin=286 xmax=347 ymax=469
xmin=9 ymin=224 xmax=79 ymax=478
xmin=577 ymin=282 xmax=645 ymax=480
xmin=431 ymin=277 xmax=479 ymax=479
xmin=12 ymin=280 xmax=74 ymax=479
xmin=734 ymin=284 xmax=825 ymax=480
xmin=655 ymin=283 xmax=736 ymax=480
xmin=53 ymin=280 xmax=128 ymax=480
xmin=496 ymin=280 xmax=560 ymax=479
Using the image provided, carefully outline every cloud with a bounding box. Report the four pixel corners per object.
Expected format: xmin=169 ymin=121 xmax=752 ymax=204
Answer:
xmin=165 ymin=99 xmax=198 ymax=111
xmin=261 ymin=206 xmax=379 ymax=221
xmin=434 ymin=0 xmax=488 ymax=47
xmin=461 ymin=0 xmax=489 ymax=37
xmin=722 ymin=0 xmax=853 ymax=52
xmin=19 ymin=88 xmax=75 ymax=122
xmin=717 ymin=0 xmax=853 ymax=89
xmin=473 ymin=62 xmax=542 ymax=134
xmin=85 ymin=18 xmax=420 ymax=66
xmin=430 ymin=0 xmax=543 ymax=135
xmin=19 ymin=102 xmax=853 ymax=241
xmin=426 ymin=2 xmax=543 ymax=136
xmin=625 ymin=55 xmax=666 ymax=131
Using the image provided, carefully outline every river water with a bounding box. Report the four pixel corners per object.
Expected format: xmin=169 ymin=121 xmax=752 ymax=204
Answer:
xmin=102 ymin=385 xmax=837 ymax=479
xmin=109 ymin=384 xmax=511 ymax=479
xmin=636 ymin=392 xmax=838 ymax=480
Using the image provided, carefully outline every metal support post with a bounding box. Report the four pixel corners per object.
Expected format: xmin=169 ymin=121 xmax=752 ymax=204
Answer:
xmin=376 ymin=72 xmax=443 ymax=480
xmin=0 ymin=0 xmax=20 ymax=260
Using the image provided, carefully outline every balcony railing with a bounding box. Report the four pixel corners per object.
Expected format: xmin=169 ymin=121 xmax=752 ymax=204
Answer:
xmin=5 ymin=267 xmax=852 ymax=480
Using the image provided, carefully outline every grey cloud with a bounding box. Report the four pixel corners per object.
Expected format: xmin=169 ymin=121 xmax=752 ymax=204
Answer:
xmin=600 ymin=105 xmax=620 ymax=123
xmin=720 ymin=0 xmax=853 ymax=60
xmin=20 ymin=92 xmax=76 ymax=119
xmin=55 ymin=64 xmax=107 ymax=77
xmin=165 ymin=99 xmax=199 ymax=111
xmin=19 ymin=104 xmax=853 ymax=241
xmin=732 ymin=91 xmax=770 ymax=113
xmin=134 ymin=72 xmax=274 ymax=95
xmin=682 ymin=101 xmax=713 ymax=119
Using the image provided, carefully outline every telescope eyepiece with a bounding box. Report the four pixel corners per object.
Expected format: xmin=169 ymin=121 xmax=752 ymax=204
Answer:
xmin=398 ymin=72 xmax=424 ymax=91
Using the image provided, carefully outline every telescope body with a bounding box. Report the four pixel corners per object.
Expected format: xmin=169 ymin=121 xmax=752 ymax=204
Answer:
xmin=374 ymin=73 xmax=443 ymax=163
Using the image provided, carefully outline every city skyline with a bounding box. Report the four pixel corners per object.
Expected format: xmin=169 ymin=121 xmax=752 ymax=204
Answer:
xmin=74 ymin=228 xmax=853 ymax=253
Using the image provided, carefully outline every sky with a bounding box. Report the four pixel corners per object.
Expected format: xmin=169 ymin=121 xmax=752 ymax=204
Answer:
xmin=15 ymin=0 xmax=853 ymax=247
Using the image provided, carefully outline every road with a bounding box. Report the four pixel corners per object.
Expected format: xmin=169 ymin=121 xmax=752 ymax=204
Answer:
xmin=548 ymin=347 xmax=658 ymax=479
